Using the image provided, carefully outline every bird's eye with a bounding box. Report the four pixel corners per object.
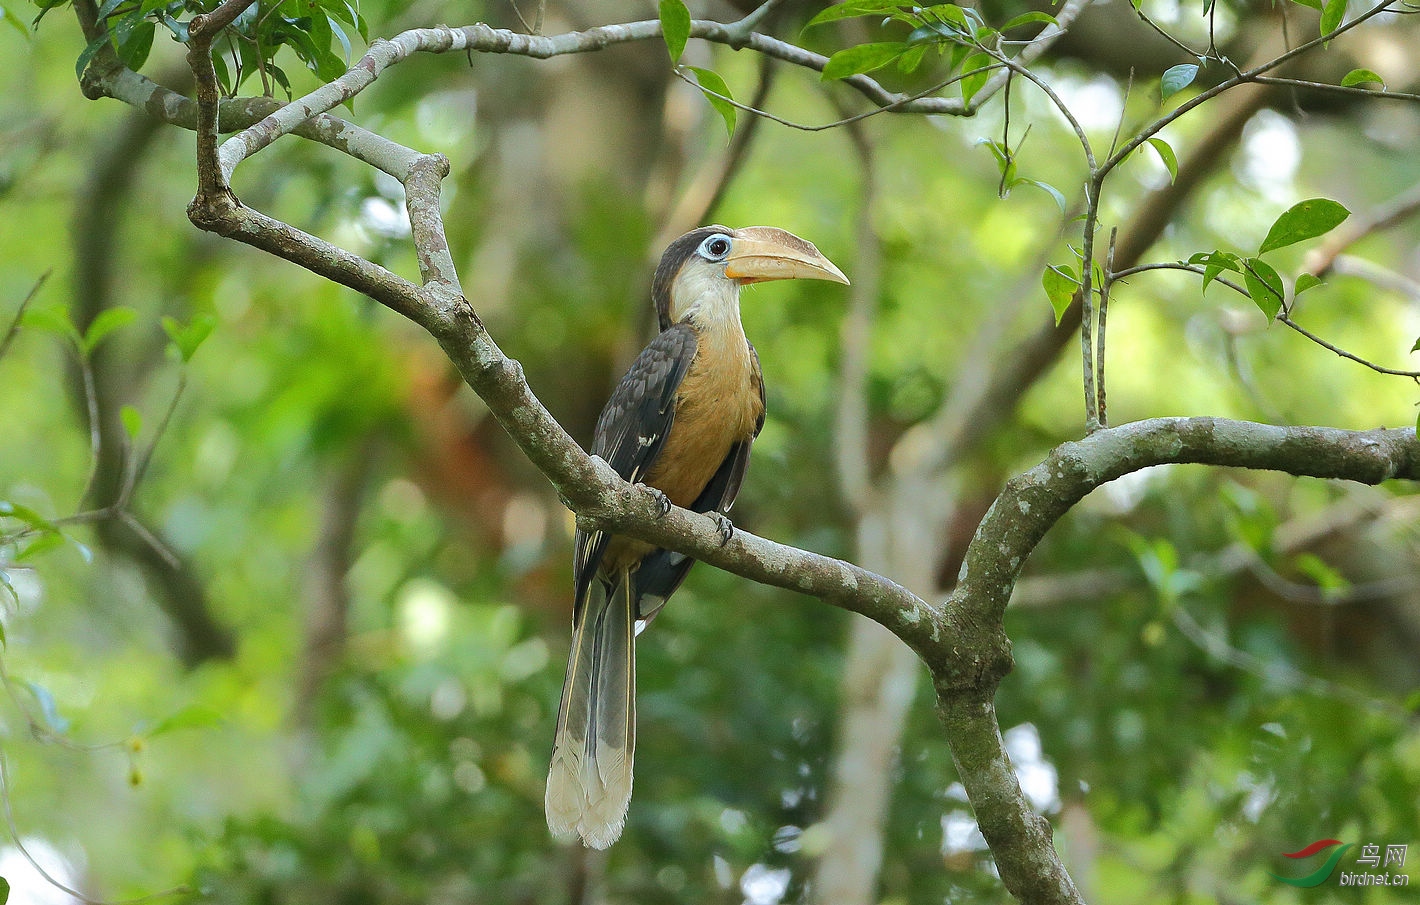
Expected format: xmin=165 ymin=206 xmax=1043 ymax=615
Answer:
xmin=700 ymin=235 xmax=732 ymax=260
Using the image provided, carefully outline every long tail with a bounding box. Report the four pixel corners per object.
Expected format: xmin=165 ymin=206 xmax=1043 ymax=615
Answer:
xmin=545 ymin=565 xmax=636 ymax=849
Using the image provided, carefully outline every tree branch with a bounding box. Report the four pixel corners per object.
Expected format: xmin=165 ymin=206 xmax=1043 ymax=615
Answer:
xmin=953 ymin=418 xmax=1420 ymax=634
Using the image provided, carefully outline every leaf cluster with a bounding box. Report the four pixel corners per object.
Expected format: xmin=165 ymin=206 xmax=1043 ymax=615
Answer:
xmin=808 ymin=1 xmax=1054 ymax=100
xmin=40 ymin=0 xmax=369 ymax=96
xmin=1187 ymin=198 xmax=1349 ymax=319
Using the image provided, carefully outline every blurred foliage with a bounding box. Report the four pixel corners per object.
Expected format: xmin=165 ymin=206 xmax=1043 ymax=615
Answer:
xmin=2 ymin=0 xmax=1419 ymax=904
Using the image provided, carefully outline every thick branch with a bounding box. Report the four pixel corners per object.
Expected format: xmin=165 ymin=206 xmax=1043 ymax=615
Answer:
xmin=952 ymin=418 xmax=1419 ymax=631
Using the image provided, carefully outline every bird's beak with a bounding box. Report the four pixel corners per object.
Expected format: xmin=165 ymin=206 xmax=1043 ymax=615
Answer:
xmin=723 ymin=226 xmax=850 ymax=285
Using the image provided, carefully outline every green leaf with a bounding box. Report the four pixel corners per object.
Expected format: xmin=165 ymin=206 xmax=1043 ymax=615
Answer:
xmin=977 ymin=137 xmax=1008 ymax=168
xmin=0 ymin=570 xmax=15 ymax=610
xmin=327 ymin=15 xmax=353 ymax=64
xmin=977 ymin=139 xmax=1017 ymax=189
xmin=686 ymin=67 xmax=736 ymax=137
xmin=898 ymin=43 xmax=927 ymax=73
xmin=1000 ymin=11 xmax=1057 ymax=30
xmin=268 ymin=62 xmax=292 ymax=99
xmin=1294 ymin=273 xmax=1323 ymax=297
xmin=82 ymin=306 xmax=137 ymax=353
xmin=803 ymin=0 xmax=909 ymax=30
xmin=1022 ymin=179 xmax=1067 ymax=214
xmin=959 ymin=51 xmax=993 ymax=104
xmin=822 ymin=42 xmax=909 ymax=81
xmin=114 ymin=13 xmax=154 ymax=71
xmin=1340 ymin=68 xmax=1385 ymax=89
xmin=1043 ymin=264 xmax=1080 ymax=325
xmin=211 ymin=46 xmax=233 ymax=94
xmin=149 ymin=704 xmax=224 ymax=737
xmin=658 ymin=0 xmax=690 ymax=63
xmin=1160 ymin=63 xmax=1198 ymax=101
xmin=1410 ymin=336 xmax=1420 ymax=353
xmin=0 ymin=501 xmax=56 ymax=532
xmin=16 ymin=530 xmax=64 ymax=562
xmin=1147 ymin=137 xmax=1178 ymax=183
xmin=1294 ymin=552 xmax=1350 ymax=598
xmin=1290 ymin=0 xmax=1322 ymax=9
xmin=120 ymin=405 xmax=143 ymax=442
xmin=1320 ymin=0 xmax=1346 ymax=35
xmin=1258 ymin=198 xmax=1350 ymax=255
xmin=161 ymin=314 xmax=216 ymax=362
xmin=20 ymin=305 xmax=80 ymax=345
xmin=75 ymin=32 xmax=110 ymax=82
xmin=1242 ymin=257 xmax=1285 ymax=319
xmin=906 ymin=20 xmax=958 ymax=44
xmin=1189 ymin=250 xmax=1241 ymax=294
xmin=0 ymin=874 xmax=9 ymax=905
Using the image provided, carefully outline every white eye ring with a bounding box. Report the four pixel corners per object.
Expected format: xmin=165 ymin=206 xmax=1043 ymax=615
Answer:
xmin=699 ymin=234 xmax=732 ymax=261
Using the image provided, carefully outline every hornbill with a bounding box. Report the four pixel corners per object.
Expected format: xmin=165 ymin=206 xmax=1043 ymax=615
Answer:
xmin=546 ymin=225 xmax=849 ymax=849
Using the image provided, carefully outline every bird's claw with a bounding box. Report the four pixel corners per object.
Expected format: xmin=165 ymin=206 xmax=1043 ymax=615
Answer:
xmin=711 ymin=512 xmax=734 ymax=546
xmin=637 ymin=484 xmax=672 ymax=517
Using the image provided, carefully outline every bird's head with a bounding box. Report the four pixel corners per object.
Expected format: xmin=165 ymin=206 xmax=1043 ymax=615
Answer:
xmin=652 ymin=225 xmax=849 ymax=330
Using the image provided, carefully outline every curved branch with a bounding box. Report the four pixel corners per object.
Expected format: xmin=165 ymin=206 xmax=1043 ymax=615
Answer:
xmin=953 ymin=417 xmax=1420 ymax=632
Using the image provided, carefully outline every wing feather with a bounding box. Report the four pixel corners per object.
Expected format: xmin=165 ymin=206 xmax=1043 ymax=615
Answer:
xmin=573 ymin=325 xmax=698 ymax=616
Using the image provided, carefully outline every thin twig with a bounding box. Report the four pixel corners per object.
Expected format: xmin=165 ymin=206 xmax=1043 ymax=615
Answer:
xmin=121 ymin=371 xmax=187 ymax=507
xmin=116 ymin=510 xmax=182 ymax=570
xmin=990 ymin=50 xmax=1104 ymax=429
xmin=1107 ymin=69 xmax=1135 ymax=162
xmin=994 ymin=54 xmax=1096 ymax=169
xmin=0 ymin=272 xmax=51 ymax=364
xmin=673 ymin=63 xmax=1003 ymax=133
xmin=1112 ymin=262 xmax=1420 ymax=379
xmin=1277 ymin=314 xmax=1420 ymax=380
xmin=1081 ymin=182 xmax=1101 ymax=431
xmin=506 ymin=0 xmax=534 ymax=34
xmin=1130 ymin=5 xmax=1207 ymax=60
xmin=1103 ymin=0 xmax=1402 ymax=174
xmin=1111 ymin=261 xmax=1248 ymax=298
xmin=1097 ymin=227 xmax=1117 ymax=427
xmin=1250 ymin=75 xmax=1420 ymax=104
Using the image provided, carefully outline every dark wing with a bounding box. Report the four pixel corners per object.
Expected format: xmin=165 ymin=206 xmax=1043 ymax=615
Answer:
xmin=572 ymin=324 xmax=698 ymax=616
xmin=634 ymin=341 xmax=765 ymax=622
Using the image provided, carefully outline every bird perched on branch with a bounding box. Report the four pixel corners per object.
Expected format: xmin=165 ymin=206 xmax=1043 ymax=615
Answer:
xmin=545 ymin=225 xmax=849 ymax=849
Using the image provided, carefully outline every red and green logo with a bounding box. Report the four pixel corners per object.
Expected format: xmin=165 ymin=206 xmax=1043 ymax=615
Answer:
xmin=1271 ymin=839 xmax=1353 ymax=888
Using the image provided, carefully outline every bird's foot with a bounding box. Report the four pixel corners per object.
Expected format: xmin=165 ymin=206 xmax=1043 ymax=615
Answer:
xmin=710 ymin=512 xmax=734 ymax=546
xmin=636 ymin=484 xmax=672 ymax=517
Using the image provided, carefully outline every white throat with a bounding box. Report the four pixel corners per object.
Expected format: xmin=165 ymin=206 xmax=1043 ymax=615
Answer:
xmin=672 ymin=266 xmax=744 ymax=333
